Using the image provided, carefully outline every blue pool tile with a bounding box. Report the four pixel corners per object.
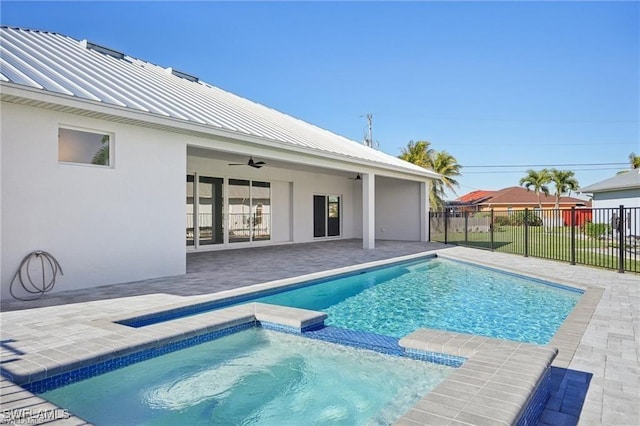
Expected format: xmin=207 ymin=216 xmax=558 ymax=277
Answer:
xmin=25 ymin=322 xmax=255 ymax=394
xmin=516 ymin=367 xmax=552 ymax=426
xmin=303 ymin=326 xmax=404 ymax=356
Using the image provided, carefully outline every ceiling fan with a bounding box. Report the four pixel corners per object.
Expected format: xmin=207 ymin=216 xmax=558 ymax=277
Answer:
xmin=228 ymin=156 xmax=266 ymax=169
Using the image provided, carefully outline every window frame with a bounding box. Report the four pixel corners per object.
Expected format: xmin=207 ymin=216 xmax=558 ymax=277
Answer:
xmin=58 ymin=125 xmax=114 ymax=168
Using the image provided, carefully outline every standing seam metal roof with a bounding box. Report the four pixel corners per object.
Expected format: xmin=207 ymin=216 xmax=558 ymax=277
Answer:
xmin=0 ymin=27 xmax=438 ymax=177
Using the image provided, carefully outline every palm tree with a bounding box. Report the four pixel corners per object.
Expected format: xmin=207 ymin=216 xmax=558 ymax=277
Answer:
xmin=429 ymin=150 xmax=461 ymax=210
xmin=549 ymin=169 xmax=579 ymax=209
xmin=398 ymin=140 xmax=434 ymax=169
xmin=398 ymin=140 xmax=460 ymax=210
xmin=519 ymin=169 xmax=551 ymax=209
xmin=91 ymin=135 xmax=110 ymax=166
xmin=616 ymin=152 xmax=639 ymax=175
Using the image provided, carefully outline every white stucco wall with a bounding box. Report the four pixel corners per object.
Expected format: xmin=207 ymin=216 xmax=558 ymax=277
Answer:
xmin=290 ymin=171 xmax=356 ymax=242
xmin=590 ymin=189 xmax=640 ymax=209
xmin=375 ymin=176 xmax=421 ymax=241
xmin=1 ymin=103 xmax=186 ymax=299
xmin=271 ymin=181 xmax=292 ymax=243
xmin=589 ymin=189 xmax=640 ymax=236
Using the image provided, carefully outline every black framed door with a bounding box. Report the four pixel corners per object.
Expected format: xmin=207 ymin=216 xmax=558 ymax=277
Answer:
xmin=314 ymin=195 xmax=340 ymax=238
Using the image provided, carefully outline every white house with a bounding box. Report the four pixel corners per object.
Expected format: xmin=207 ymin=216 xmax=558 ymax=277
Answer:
xmin=579 ymin=169 xmax=640 ymax=236
xmin=0 ymin=27 xmax=439 ymax=298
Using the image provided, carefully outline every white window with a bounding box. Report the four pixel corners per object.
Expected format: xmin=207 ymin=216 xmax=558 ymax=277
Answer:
xmin=58 ymin=127 xmax=112 ymax=166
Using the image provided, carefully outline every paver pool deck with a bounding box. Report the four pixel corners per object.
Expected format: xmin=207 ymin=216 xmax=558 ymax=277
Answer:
xmin=1 ymin=240 xmax=638 ymax=425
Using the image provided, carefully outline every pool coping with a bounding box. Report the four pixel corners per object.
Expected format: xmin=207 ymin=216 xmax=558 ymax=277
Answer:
xmin=0 ymin=249 xmax=602 ymax=425
xmin=396 ymin=329 xmax=558 ymax=425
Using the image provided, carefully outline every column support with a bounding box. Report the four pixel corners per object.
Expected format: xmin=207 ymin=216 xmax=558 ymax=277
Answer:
xmin=420 ymin=181 xmax=430 ymax=242
xmin=362 ymin=173 xmax=375 ymax=249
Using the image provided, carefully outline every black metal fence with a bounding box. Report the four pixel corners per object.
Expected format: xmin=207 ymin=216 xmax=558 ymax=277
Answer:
xmin=430 ymin=206 xmax=639 ymax=273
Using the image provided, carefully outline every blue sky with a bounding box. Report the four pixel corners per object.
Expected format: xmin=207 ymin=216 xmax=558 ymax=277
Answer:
xmin=2 ymin=1 xmax=638 ymax=199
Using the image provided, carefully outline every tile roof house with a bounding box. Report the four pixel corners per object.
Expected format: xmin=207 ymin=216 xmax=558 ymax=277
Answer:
xmin=450 ymin=186 xmax=590 ymax=213
xmin=0 ymin=27 xmax=440 ymax=297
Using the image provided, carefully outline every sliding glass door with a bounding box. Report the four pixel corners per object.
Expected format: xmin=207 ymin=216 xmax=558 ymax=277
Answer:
xmin=189 ymin=175 xmax=270 ymax=247
xmin=228 ymin=179 xmax=251 ymax=243
xmin=228 ymin=179 xmax=271 ymax=243
xmin=251 ymin=181 xmax=271 ymax=241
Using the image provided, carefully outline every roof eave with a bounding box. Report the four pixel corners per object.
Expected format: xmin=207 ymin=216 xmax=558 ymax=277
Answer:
xmin=1 ymin=82 xmax=440 ymax=181
xmin=580 ymin=186 xmax=640 ymax=194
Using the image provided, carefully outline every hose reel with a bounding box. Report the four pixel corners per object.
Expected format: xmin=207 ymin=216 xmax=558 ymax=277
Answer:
xmin=9 ymin=250 xmax=64 ymax=301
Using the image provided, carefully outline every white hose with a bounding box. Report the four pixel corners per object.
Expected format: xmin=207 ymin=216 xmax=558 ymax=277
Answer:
xmin=9 ymin=250 xmax=64 ymax=301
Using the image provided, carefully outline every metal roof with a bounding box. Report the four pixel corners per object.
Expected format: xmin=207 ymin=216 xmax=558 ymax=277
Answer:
xmin=0 ymin=26 xmax=439 ymax=179
xmin=580 ymin=169 xmax=640 ymax=193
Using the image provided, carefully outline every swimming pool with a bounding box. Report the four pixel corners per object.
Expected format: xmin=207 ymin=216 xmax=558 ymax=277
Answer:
xmin=38 ymin=328 xmax=453 ymax=425
xmin=124 ymin=257 xmax=583 ymax=345
xmin=255 ymin=258 xmax=582 ymax=344
xmin=7 ymin=253 xmax=579 ymax=426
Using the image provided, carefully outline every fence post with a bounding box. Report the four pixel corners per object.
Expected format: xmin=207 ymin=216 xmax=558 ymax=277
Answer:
xmin=490 ymin=209 xmax=495 ymax=251
xmin=570 ymin=207 xmax=576 ymax=265
xmin=444 ymin=210 xmax=448 ymax=245
xmin=464 ymin=211 xmax=468 ymax=245
xmin=618 ymin=205 xmax=625 ymax=273
xmin=524 ymin=208 xmax=529 ymax=257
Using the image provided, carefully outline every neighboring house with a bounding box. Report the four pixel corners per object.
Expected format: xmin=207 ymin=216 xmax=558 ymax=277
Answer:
xmin=579 ymin=169 xmax=640 ymax=236
xmin=0 ymin=27 xmax=439 ymax=298
xmin=449 ymin=186 xmax=590 ymax=214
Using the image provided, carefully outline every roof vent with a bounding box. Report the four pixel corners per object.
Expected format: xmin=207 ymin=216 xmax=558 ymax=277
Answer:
xmin=80 ymin=40 xmax=124 ymax=59
xmin=166 ymin=67 xmax=199 ymax=83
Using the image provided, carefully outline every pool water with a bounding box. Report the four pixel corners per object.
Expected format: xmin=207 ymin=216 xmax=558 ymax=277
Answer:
xmin=254 ymin=258 xmax=582 ymax=344
xmin=41 ymin=328 xmax=452 ymax=425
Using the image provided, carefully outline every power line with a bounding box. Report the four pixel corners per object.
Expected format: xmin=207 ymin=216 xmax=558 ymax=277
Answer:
xmin=442 ymin=142 xmax=634 ymax=147
xmin=463 ymin=167 xmax=626 ymax=174
xmin=374 ymin=112 xmax=638 ymax=124
xmin=463 ymin=162 xmax=627 ymax=168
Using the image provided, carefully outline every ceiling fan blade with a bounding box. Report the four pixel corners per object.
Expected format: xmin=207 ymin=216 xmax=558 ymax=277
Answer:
xmin=248 ymin=157 xmax=266 ymax=167
xmin=228 ymin=157 xmax=266 ymax=168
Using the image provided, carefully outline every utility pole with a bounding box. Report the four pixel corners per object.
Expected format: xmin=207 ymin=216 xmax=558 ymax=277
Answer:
xmin=364 ymin=113 xmax=373 ymax=147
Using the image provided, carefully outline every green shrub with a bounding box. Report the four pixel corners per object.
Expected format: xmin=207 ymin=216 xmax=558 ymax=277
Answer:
xmin=584 ymin=222 xmax=609 ymax=238
xmin=511 ymin=211 xmax=543 ymax=226
xmin=494 ymin=216 xmax=511 ymax=226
